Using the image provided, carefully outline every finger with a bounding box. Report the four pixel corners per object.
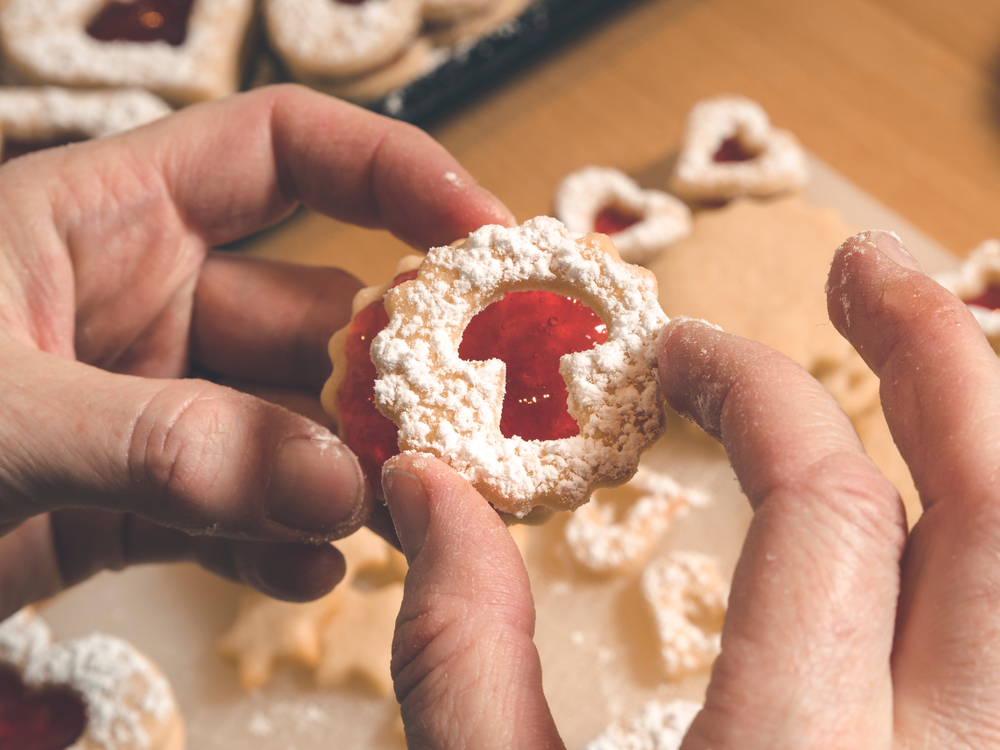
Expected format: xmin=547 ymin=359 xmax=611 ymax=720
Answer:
xmin=0 ymin=345 xmax=372 ymax=542
xmin=659 ymin=319 xmax=904 ymax=749
xmin=25 ymin=84 xmax=515 ymax=254
xmin=0 ymin=510 xmax=347 ymax=619
xmin=826 ymin=230 xmax=1000 ymax=509
xmin=382 ymin=453 xmax=564 ymax=750
xmin=827 ymin=231 xmax=1000 ymax=745
xmin=192 ymin=253 xmax=361 ymax=389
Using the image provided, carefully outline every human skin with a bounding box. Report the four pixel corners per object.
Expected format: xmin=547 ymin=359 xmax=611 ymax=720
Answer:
xmin=0 ymin=84 xmax=513 ymax=618
xmin=384 ymin=230 xmax=1000 ymax=749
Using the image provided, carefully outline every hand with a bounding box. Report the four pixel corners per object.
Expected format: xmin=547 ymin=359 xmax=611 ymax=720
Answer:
xmin=383 ymin=230 xmax=1000 ymax=748
xmin=0 ymin=84 xmax=514 ymax=619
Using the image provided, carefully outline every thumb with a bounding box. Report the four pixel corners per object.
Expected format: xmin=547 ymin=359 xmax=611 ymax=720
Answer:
xmin=0 ymin=345 xmax=370 ymax=540
xmin=383 ymin=453 xmax=564 ymax=750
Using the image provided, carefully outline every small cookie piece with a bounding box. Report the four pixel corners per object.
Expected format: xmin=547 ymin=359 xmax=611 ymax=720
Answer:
xmin=935 ymin=238 xmax=1000 ymax=354
xmin=641 ymin=552 xmax=728 ymax=681
xmin=554 ymin=166 xmax=692 ymax=266
xmin=264 ymin=0 xmax=424 ymax=83
xmin=217 ymin=528 xmax=405 ymax=690
xmin=372 ymin=216 xmax=669 ymax=518
xmin=669 ymin=95 xmax=808 ymax=203
xmin=565 ymin=466 xmax=708 ymax=574
xmin=0 ymin=0 xmax=256 ymax=106
xmin=582 ymin=699 xmax=701 ymax=750
xmin=0 ymin=608 xmax=184 ymax=750
xmin=0 ymin=87 xmax=171 ymax=162
xmin=315 ymin=583 xmax=404 ymax=695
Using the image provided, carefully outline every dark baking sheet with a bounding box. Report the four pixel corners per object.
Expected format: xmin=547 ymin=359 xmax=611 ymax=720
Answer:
xmin=365 ymin=0 xmax=647 ymax=126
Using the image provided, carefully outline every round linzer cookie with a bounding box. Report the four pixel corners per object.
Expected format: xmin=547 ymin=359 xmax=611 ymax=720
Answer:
xmin=0 ymin=608 xmax=184 ymax=750
xmin=370 ymin=217 xmax=669 ymax=519
xmin=263 ymin=0 xmax=425 ymax=85
xmin=669 ymin=94 xmax=809 ymax=203
xmin=0 ymin=0 xmax=256 ymax=106
xmin=554 ymin=165 xmax=692 ymax=266
xmin=0 ymin=87 xmax=172 ymax=163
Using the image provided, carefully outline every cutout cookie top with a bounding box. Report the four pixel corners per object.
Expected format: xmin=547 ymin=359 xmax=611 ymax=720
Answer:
xmin=0 ymin=0 xmax=256 ymax=106
xmin=935 ymin=238 xmax=1000 ymax=354
xmin=371 ymin=216 xmax=669 ymax=518
xmin=554 ymin=165 xmax=692 ymax=266
xmin=0 ymin=608 xmax=184 ymax=750
xmin=669 ymin=94 xmax=809 ymax=203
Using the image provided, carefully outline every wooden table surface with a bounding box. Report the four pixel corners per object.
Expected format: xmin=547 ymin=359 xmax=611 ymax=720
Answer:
xmin=244 ymin=0 xmax=1000 ymax=281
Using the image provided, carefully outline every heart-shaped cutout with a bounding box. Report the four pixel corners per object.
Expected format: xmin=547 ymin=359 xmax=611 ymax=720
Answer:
xmin=554 ymin=166 xmax=693 ymax=266
xmin=0 ymin=608 xmax=184 ymax=750
xmin=0 ymin=87 xmax=172 ymax=163
xmin=669 ymin=94 xmax=809 ymax=203
xmin=0 ymin=0 xmax=256 ymax=105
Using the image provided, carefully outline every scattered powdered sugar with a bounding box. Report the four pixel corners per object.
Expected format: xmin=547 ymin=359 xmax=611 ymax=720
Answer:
xmin=0 ymin=87 xmax=172 ymax=141
xmin=554 ymin=166 xmax=692 ymax=265
xmin=582 ymin=699 xmax=701 ymax=750
xmin=265 ymin=0 xmax=421 ymax=76
xmin=372 ymin=216 xmax=669 ymax=517
xmin=0 ymin=0 xmax=254 ymax=104
xmin=641 ymin=552 xmax=728 ymax=680
xmin=669 ymin=94 xmax=809 ymax=201
xmin=0 ymin=608 xmax=178 ymax=750
xmin=565 ymin=466 xmax=709 ymax=573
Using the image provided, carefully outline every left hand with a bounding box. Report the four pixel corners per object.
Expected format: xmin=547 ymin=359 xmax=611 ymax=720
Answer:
xmin=0 ymin=83 xmax=514 ymax=618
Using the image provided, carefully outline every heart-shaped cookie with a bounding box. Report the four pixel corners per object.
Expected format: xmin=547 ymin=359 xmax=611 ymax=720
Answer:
xmin=0 ymin=0 xmax=256 ymax=106
xmin=669 ymin=94 xmax=809 ymax=203
xmin=935 ymin=238 xmax=1000 ymax=354
xmin=0 ymin=87 xmax=172 ymax=163
xmin=554 ymin=166 xmax=693 ymax=265
xmin=0 ymin=608 xmax=184 ymax=750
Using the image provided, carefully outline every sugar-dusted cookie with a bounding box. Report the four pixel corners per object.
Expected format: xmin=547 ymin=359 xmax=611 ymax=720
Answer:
xmin=371 ymin=217 xmax=669 ymax=518
xmin=565 ymin=465 xmax=708 ymax=575
xmin=582 ymin=699 xmax=701 ymax=750
xmin=554 ymin=165 xmax=692 ymax=265
xmin=0 ymin=0 xmax=256 ymax=106
xmin=0 ymin=607 xmax=184 ymax=750
xmin=0 ymin=86 xmax=171 ymax=162
xmin=641 ymin=551 xmax=727 ymax=681
xmin=263 ymin=0 xmax=424 ymax=85
xmin=669 ymin=95 xmax=809 ymax=203
xmin=935 ymin=238 xmax=1000 ymax=354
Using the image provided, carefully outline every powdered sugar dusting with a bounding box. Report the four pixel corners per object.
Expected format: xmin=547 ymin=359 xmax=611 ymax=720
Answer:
xmin=372 ymin=216 xmax=669 ymax=516
xmin=583 ymin=699 xmax=701 ymax=750
xmin=554 ymin=166 xmax=692 ymax=265
xmin=0 ymin=608 xmax=179 ymax=750
xmin=669 ymin=94 xmax=809 ymax=201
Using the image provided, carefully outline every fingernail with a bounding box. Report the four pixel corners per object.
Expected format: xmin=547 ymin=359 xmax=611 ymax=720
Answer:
xmin=382 ymin=467 xmax=430 ymax=564
xmin=267 ymin=437 xmax=365 ymax=533
xmin=873 ymin=230 xmax=922 ymax=272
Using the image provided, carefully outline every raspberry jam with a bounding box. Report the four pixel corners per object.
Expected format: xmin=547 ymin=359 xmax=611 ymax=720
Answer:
xmin=713 ymin=135 xmax=757 ymax=163
xmin=0 ymin=666 xmax=86 ymax=750
xmin=964 ymin=284 xmax=1000 ymax=311
xmin=335 ymin=273 xmax=607 ymax=486
xmin=593 ymin=204 xmax=642 ymax=236
xmin=1 ymin=135 xmax=87 ymax=164
xmin=86 ymin=0 xmax=195 ymax=46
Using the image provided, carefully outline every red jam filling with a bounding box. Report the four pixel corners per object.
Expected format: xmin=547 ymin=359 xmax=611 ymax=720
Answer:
xmin=335 ymin=273 xmax=607 ymax=486
xmin=712 ymin=135 xmax=758 ymax=163
xmin=593 ymin=204 xmax=642 ymax=236
xmin=86 ymin=0 xmax=195 ymax=46
xmin=964 ymin=284 xmax=1000 ymax=311
xmin=0 ymin=666 xmax=87 ymax=750
xmin=1 ymin=135 xmax=87 ymax=164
